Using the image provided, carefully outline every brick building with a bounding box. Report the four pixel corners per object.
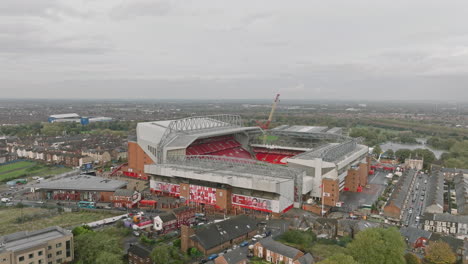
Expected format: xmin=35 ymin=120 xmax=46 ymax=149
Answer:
xmin=252 ymin=237 xmax=314 ymax=264
xmin=181 ymin=215 xmax=258 ymax=256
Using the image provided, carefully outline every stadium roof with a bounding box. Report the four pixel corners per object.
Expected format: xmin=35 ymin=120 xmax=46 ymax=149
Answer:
xmin=152 ymin=155 xmax=301 ymax=181
xmin=291 ymin=140 xmax=367 ymax=163
xmin=0 ymin=226 xmax=71 ymax=253
xmin=272 ymin=125 xmax=328 ymax=133
xmin=138 ymin=115 xmax=261 ymax=151
xmin=34 ymin=175 xmax=127 ymax=192
xmin=49 ymin=113 xmax=80 ymax=119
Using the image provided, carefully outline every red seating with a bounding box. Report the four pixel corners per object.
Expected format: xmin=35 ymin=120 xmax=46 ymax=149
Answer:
xmin=186 ymin=136 xmax=253 ymax=159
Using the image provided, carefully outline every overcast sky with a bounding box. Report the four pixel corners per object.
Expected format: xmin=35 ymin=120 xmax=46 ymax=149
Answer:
xmin=1 ymin=0 xmax=468 ymax=101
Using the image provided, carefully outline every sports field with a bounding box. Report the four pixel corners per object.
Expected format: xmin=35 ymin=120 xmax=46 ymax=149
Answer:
xmin=0 ymin=161 xmax=72 ymax=182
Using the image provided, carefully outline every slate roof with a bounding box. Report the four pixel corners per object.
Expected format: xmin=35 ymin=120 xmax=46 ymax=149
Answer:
xmin=400 ymin=227 xmax=432 ymax=244
xmin=258 ymin=237 xmax=300 ymax=259
xmin=387 ymin=169 xmax=416 ymax=209
xmin=159 ymin=213 xmax=177 ymax=222
xmin=423 ymin=212 xmax=468 ymax=223
xmin=190 ymin=215 xmax=257 ymax=250
xmin=219 ymin=246 xmax=248 ymax=264
xmin=425 ymin=171 xmax=445 ymax=212
xmin=454 ymin=173 xmax=468 ymax=215
xmin=128 ymin=243 xmax=153 ymax=258
xmin=296 ymin=253 xmax=315 ymax=264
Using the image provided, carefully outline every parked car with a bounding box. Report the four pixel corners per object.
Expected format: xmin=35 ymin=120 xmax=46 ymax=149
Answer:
xmin=240 ymin=241 xmax=249 ymax=247
xmin=207 ymin=254 xmax=218 ymax=260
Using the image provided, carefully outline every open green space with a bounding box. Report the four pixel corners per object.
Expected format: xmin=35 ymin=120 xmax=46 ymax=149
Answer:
xmin=0 ymin=161 xmax=36 ymax=174
xmin=0 ymin=207 xmax=120 ymax=235
xmin=0 ymin=163 xmax=72 ymax=182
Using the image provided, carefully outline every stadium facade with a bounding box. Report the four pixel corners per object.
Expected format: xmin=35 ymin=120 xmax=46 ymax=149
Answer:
xmin=124 ymin=115 xmax=369 ymax=214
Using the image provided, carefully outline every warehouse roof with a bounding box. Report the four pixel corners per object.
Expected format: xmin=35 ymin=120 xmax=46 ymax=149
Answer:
xmin=49 ymin=113 xmax=80 ymax=119
xmin=35 ymin=175 xmax=127 ymax=192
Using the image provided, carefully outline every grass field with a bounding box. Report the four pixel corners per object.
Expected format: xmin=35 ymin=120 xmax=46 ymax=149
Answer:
xmin=0 ymin=161 xmax=35 ymax=174
xmin=0 ymin=163 xmax=72 ymax=182
xmin=0 ymin=207 xmax=120 ymax=235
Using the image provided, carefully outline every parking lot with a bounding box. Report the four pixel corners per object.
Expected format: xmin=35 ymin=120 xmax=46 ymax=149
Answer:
xmin=340 ymin=171 xmax=388 ymax=212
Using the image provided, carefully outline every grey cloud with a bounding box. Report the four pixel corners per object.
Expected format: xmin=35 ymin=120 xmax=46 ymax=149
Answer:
xmin=110 ymin=0 xmax=172 ymax=20
xmin=0 ymin=0 xmax=89 ymax=19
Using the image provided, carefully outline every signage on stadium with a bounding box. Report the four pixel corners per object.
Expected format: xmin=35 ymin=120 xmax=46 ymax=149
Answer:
xmin=188 ymin=185 xmax=217 ymax=205
xmin=150 ymin=180 xmax=180 ymax=195
xmin=231 ymin=194 xmax=279 ymax=213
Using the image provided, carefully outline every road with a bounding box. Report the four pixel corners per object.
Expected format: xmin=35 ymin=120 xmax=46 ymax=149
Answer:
xmin=401 ymin=171 xmax=429 ymax=228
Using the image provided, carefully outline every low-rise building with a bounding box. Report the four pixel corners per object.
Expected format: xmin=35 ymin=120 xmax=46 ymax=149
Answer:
xmin=253 ymin=237 xmax=314 ymax=264
xmin=181 ymin=215 xmax=258 ymax=256
xmin=35 ymin=174 xmax=128 ymax=202
xmin=0 ymin=226 xmax=73 ymax=264
xmin=214 ymin=247 xmax=249 ymax=264
xmin=425 ymin=171 xmax=445 ymax=214
xmin=384 ymin=169 xmax=417 ymax=220
xmin=454 ymin=173 xmax=468 ymax=215
xmin=422 ymin=213 xmax=468 ymax=235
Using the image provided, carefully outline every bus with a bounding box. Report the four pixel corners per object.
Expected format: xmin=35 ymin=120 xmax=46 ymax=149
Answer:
xmin=360 ymin=204 xmax=372 ymax=209
xmin=78 ymin=201 xmax=96 ymax=209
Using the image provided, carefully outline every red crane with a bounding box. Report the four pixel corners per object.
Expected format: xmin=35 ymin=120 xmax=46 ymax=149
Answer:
xmin=256 ymin=93 xmax=280 ymax=129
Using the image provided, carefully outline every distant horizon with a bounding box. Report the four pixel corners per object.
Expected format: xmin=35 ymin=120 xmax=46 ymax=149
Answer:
xmin=0 ymin=97 xmax=466 ymax=104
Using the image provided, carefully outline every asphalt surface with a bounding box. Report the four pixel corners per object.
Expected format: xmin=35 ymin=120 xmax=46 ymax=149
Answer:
xmin=339 ymin=170 xmax=388 ymax=212
xmin=401 ymin=172 xmax=429 ymax=228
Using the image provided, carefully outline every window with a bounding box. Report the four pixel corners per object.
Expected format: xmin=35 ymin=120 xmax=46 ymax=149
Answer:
xmin=47 ymin=254 xmax=52 ymax=259
xmin=29 ymin=253 xmax=34 ymax=259
xmin=56 ymin=259 xmax=62 ymax=264
xmin=38 ymin=251 xmax=43 ymax=256
xmin=39 ymin=261 xmax=43 ymax=264
xmin=19 ymin=256 xmax=25 ymax=261
xmin=48 ymin=262 xmax=52 ymax=264
xmin=55 ymin=243 xmax=62 ymax=248
xmin=66 ymin=240 xmax=71 ymax=258
xmin=56 ymin=251 xmax=62 ymax=256
xmin=47 ymin=246 xmax=52 ymax=250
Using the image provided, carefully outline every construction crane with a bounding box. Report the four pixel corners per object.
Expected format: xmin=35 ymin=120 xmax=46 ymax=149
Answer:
xmin=256 ymin=93 xmax=280 ymax=130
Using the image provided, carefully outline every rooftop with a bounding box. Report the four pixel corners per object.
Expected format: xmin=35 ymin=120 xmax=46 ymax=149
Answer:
xmin=292 ymin=140 xmax=367 ymax=163
xmin=387 ymin=169 xmax=417 ymax=210
xmin=257 ymin=236 xmax=301 ymax=259
xmin=35 ymin=175 xmax=127 ymax=192
xmin=0 ymin=226 xmax=71 ymax=253
xmin=218 ymin=246 xmax=249 ymax=264
xmin=190 ymin=215 xmax=257 ymax=250
xmin=49 ymin=113 xmax=80 ymax=119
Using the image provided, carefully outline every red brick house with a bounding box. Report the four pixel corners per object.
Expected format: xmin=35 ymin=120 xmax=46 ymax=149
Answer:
xmin=253 ymin=237 xmax=314 ymax=264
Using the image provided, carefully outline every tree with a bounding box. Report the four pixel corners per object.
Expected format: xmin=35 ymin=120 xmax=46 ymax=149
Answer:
xmin=386 ymin=149 xmax=395 ymax=158
xmin=74 ymin=228 xmax=124 ymax=264
xmin=72 ymin=225 xmax=92 ymax=236
xmin=346 ymin=227 xmax=406 ymax=264
xmin=373 ymin=145 xmax=383 ymax=156
xmin=95 ymin=251 xmax=124 ymax=264
xmin=395 ymin=149 xmax=412 ymax=163
xmin=424 ymin=241 xmax=456 ymax=264
xmin=404 ymin=253 xmax=421 ymax=264
xmin=317 ymin=253 xmax=358 ymax=264
xmin=151 ymin=244 xmax=187 ymax=264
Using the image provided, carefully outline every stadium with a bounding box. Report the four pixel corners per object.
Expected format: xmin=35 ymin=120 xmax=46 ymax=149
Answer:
xmin=123 ymin=114 xmax=369 ymax=214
